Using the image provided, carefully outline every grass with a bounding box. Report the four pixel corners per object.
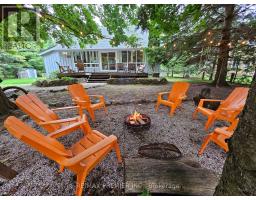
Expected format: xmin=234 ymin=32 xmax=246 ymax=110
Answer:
xmin=166 ymin=76 xmax=211 ymax=84
xmin=0 ymin=78 xmax=40 ymax=87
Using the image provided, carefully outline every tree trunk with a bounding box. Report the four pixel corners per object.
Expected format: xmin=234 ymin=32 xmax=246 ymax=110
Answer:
xmin=212 ymin=5 xmax=235 ymax=87
xmin=209 ymin=54 xmax=218 ymax=81
xmin=202 ymin=71 xmax=205 ymax=80
xmin=214 ymin=78 xmax=256 ymax=195
xmin=252 ymin=68 xmax=256 ymax=82
xmin=0 ymin=87 xmax=15 ymax=117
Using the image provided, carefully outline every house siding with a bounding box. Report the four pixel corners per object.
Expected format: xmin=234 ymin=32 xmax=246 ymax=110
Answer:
xmin=43 ymin=52 xmax=60 ymax=76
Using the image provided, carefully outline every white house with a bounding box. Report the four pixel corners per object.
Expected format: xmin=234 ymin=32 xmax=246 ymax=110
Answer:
xmin=39 ymin=27 xmax=154 ymax=78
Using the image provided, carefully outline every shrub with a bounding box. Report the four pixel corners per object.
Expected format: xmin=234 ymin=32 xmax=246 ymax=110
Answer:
xmin=107 ymin=78 xmax=168 ymax=85
xmin=32 ymin=77 xmax=78 ymax=87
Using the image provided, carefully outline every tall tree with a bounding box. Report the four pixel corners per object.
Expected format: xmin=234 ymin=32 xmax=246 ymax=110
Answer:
xmin=212 ymin=5 xmax=235 ymax=86
xmin=136 ymin=4 xmax=256 ymax=86
xmin=214 ymin=75 xmax=256 ymax=195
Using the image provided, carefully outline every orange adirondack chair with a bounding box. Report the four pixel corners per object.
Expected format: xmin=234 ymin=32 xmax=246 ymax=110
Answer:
xmin=15 ymin=93 xmax=83 ymax=136
xmin=4 ymin=116 xmax=122 ymax=196
xmin=193 ymin=87 xmax=249 ymax=130
xmin=198 ymin=118 xmax=239 ymax=155
xmin=155 ymin=82 xmax=190 ymax=116
xmin=67 ymin=84 xmax=107 ymax=121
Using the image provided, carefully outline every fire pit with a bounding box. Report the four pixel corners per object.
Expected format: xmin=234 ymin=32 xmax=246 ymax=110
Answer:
xmin=125 ymin=110 xmax=151 ymax=130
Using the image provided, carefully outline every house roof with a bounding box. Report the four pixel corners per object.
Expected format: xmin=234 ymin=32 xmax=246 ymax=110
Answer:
xmin=39 ymin=27 xmax=148 ymax=56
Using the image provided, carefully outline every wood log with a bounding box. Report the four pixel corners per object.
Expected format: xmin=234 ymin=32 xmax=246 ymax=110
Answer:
xmin=0 ymin=162 xmax=18 ymax=180
xmin=137 ymin=117 xmax=146 ymax=125
xmin=125 ymin=158 xmax=219 ymax=195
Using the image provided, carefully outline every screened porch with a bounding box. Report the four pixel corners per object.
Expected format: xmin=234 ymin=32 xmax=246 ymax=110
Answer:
xmin=58 ymin=49 xmax=147 ymax=74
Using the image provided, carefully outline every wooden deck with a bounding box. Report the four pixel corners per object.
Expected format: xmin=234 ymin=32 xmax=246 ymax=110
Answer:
xmin=58 ymin=72 xmax=149 ymax=82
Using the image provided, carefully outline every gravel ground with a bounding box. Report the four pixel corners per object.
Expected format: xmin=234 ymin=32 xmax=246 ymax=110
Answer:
xmin=0 ymin=83 xmax=234 ymax=196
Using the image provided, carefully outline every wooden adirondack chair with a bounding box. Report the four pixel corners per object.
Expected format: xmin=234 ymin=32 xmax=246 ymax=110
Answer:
xmin=4 ymin=116 xmax=122 ymax=196
xmin=67 ymin=84 xmax=107 ymax=121
xmin=198 ymin=118 xmax=239 ymax=155
xmin=155 ymin=82 xmax=190 ymax=116
xmin=193 ymin=87 xmax=249 ymax=130
xmin=16 ymin=93 xmax=82 ymax=136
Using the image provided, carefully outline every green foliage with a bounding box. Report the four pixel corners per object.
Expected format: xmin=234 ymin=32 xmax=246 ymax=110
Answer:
xmin=0 ymin=4 xmax=255 ymax=84
xmin=61 ymin=76 xmax=73 ymax=81
xmin=234 ymin=75 xmax=253 ymax=85
xmin=139 ymin=187 xmax=151 ymax=196
xmin=48 ymin=70 xmax=59 ymax=80
xmin=0 ymin=49 xmax=44 ymax=79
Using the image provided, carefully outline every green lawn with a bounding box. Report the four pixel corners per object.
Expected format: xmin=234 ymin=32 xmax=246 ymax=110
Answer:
xmin=0 ymin=78 xmax=39 ymax=87
xmin=166 ymin=77 xmax=211 ymax=84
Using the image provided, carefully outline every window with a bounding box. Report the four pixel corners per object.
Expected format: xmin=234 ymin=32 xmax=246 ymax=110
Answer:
xmin=137 ymin=50 xmax=144 ymax=63
xmin=101 ymin=52 xmax=116 ymax=70
xmin=122 ymin=51 xmax=127 ymax=63
xmin=120 ymin=50 xmax=144 ymax=64
xmin=73 ymin=51 xmax=99 ymax=68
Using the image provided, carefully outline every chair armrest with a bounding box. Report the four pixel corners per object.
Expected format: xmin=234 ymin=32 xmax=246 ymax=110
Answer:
xmin=178 ymin=95 xmax=187 ymax=100
xmin=72 ymin=98 xmax=91 ymax=107
xmin=219 ymin=107 xmax=241 ymax=112
xmin=61 ymin=135 xmax=117 ymax=166
xmin=39 ymin=117 xmax=79 ymax=125
xmin=47 ymin=119 xmax=85 ymax=138
xmin=214 ymin=128 xmax=233 ymax=138
xmin=51 ymin=106 xmax=79 ymax=111
xmin=72 ymin=98 xmax=88 ymax=103
xmin=157 ymin=92 xmax=170 ymax=100
xmin=198 ymin=99 xmax=223 ymax=107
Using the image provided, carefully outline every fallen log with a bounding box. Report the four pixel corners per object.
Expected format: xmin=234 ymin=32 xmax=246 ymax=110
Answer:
xmin=125 ymin=158 xmax=219 ymax=195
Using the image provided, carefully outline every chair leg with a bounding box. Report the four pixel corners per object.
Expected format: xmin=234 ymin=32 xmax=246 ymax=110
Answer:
xmin=114 ymin=142 xmax=122 ymax=163
xmin=198 ymin=134 xmax=213 ymax=155
xmin=75 ymin=171 xmax=87 ymax=196
xmin=169 ymin=105 xmax=176 ymax=116
xmin=155 ymin=101 xmax=160 ymax=112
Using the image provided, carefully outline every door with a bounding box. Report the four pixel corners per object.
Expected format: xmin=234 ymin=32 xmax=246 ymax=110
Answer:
xmin=101 ymin=52 xmax=116 ymax=71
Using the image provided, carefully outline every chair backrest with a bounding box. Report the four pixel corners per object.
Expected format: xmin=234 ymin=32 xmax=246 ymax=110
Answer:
xmin=16 ymin=93 xmax=61 ymax=132
xmin=67 ymin=84 xmax=91 ymax=103
xmin=4 ymin=116 xmax=72 ymax=163
xmin=76 ymin=60 xmax=85 ymax=71
xmin=219 ymin=87 xmax=249 ymax=112
xmin=168 ymin=82 xmax=190 ymax=102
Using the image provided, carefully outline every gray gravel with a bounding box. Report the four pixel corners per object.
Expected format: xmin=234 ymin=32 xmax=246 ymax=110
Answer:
xmin=0 ymin=83 xmax=232 ymax=195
